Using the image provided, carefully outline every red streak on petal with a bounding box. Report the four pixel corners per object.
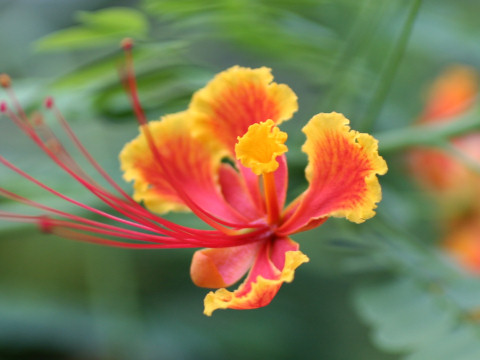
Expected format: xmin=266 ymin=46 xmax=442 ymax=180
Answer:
xmin=120 ymin=44 xmax=254 ymax=233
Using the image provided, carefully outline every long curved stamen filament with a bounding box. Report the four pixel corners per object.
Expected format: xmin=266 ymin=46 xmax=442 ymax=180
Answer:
xmin=0 ymin=71 xmax=271 ymax=249
xmin=120 ymin=39 xmax=258 ymax=234
xmin=1 ymin=100 xmax=243 ymax=240
xmin=0 ymin=77 xmax=203 ymax=238
xmin=45 ymin=97 xmax=140 ymax=207
xmin=2 ymin=105 xmax=263 ymax=246
xmin=1 ymin=106 xmax=190 ymax=235
xmin=0 ymin=149 xmax=265 ymax=244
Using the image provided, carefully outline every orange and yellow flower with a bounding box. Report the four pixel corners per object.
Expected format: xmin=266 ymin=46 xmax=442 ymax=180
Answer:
xmin=0 ymin=65 xmax=387 ymax=315
xmin=409 ymin=65 xmax=479 ymax=195
xmin=408 ymin=65 xmax=480 ymax=273
xmin=120 ymin=66 xmax=387 ymax=315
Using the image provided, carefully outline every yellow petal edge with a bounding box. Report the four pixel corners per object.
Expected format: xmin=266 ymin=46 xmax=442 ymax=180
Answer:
xmin=189 ymin=66 xmax=298 ymax=152
xmin=203 ymin=250 xmax=309 ymax=316
xmin=302 ymin=112 xmax=388 ymax=223
xmin=120 ymin=112 xmax=224 ymax=214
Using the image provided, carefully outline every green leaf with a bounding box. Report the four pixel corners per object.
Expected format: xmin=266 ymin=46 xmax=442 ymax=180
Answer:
xmin=35 ymin=7 xmax=149 ymax=52
xmin=406 ymin=325 xmax=480 ymax=360
xmin=76 ymin=7 xmax=148 ymax=34
xmin=354 ymin=276 xmax=480 ymax=359
xmin=355 ymin=278 xmax=455 ymax=352
xmin=35 ymin=27 xmax=122 ymax=51
xmin=50 ymin=42 xmax=186 ymax=90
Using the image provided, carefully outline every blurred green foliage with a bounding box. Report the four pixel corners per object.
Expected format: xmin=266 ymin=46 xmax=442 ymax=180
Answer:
xmin=1 ymin=0 xmax=480 ymax=359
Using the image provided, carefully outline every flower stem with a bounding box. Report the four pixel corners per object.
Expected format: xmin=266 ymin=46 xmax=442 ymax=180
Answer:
xmin=441 ymin=140 xmax=480 ymax=175
xmin=359 ymin=0 xmax=423 ymax=132
xmin=376 ymin=109 xmax=480 ymax=153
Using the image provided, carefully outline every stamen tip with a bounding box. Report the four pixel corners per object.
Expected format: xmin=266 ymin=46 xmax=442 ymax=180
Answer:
xmin=44 ymin=96 xmax=54 ymax=109
xmin=121 ymin=38 xmax=134 ymax=51
xmin=0 ymin=73 xmax=11 ymax=88
xmin=39 ymin=215 xmax=54 ymax=234
xmin=0 ymin=101 xmax=7 ymax=113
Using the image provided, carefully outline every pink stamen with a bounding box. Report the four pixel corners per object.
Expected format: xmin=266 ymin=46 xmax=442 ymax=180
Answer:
xmin=0 ymin=210 xmax=263 ymax=248
xmin=2 ymin=107 xmax=194 ymax=237
xmin=44 ymin=96 xmax=54 ymax=109
xmin=0 ymin=67 xmax=271 ymax=249
xmin=120 ymin=40 xmax=257 ymax=233
xmin=0 ymin=153 xmax=248 ymax=242
xmin=46 ymin=98 xmax=141 ymax=208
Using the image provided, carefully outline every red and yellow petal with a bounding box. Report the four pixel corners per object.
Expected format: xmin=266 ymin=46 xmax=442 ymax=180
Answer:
xmin=279 ymin=112 xmax=387 ymax=235
xmin=218 ymin=164 xmax=264 ymax=219
xmin=189 ymin=66 xmax=298 ymax=154
xmin=190 ymin=242 xmax=262 ymax=288
xmin=203 ymin=237 xmax=309 ymax=316
xmin=119 ymin=112 xmax=247 ymax=223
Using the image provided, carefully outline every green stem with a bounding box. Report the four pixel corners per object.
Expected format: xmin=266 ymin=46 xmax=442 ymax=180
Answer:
xmin=441 ymin=141 xmax=480 ymax=175
xmin=322 ymin=0 xmax=384 ymax=110
xmin=359 ymin=0 xmax=423 ymax=132
xmin=376 ymin=110 xmax=480 ymax=153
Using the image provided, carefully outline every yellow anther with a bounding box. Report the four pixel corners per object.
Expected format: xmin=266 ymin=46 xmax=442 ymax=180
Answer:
xmin=235 ymin=120 xmax=288 ymax=175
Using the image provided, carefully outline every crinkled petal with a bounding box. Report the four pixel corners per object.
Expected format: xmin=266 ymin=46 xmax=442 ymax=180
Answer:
xmin=235 ymin=119 xmax=288 ymax=175
xmin=279 ymin=113 xmax=387 ymax=235
xmin=190 ymin=242 xmax=262 ymax=288
xmin=189 ymin=66 xmax=298 ymax=153
xmin=119 ymin=112 xmax=248 ymax=223
xmin=203 ymin=237 xmax=309 ymax=316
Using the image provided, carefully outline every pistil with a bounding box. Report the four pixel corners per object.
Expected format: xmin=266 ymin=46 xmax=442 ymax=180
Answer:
xmin=263 ymin=171 xmax=280 ymax=225
xmin=235 ymin=119 xmax=288 ymax=226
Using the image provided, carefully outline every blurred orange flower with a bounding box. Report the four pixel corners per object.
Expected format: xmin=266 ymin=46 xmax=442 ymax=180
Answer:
xmin=409 ymin=65 xmax=480 ymax=273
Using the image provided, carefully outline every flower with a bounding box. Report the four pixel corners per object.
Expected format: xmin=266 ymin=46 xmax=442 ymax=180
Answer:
xmin=0 ymin=60 xmax=387 ymax=315
xmin=408 ymin=65 xmax=480 ymax=273
xmin=409 ymin=65 xmax=479 ymax=194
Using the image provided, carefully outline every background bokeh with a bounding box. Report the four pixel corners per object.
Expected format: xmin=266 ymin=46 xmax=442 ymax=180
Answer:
xmin=1 ymin=0 xmax=480 ymax=359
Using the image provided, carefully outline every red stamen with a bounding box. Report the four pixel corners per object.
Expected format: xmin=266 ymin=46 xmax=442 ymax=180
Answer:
xmin=0 ymin=154 xmax=225 ymax=241
xmin=120 ymin=39 xmax=256 ymax=233
xmin=0 ymin=209 xmax=266 ymax=248
xmin=121 ymin=37 xmax=134 ymax=51
xmin=39 ymin=215 xmax=54 ymax=233
xmin=0 ymin=61 xmax=271 ymax=251
xmin=46 ymin=100 xmax=140 ymax=207
xmin=1 ymin=146 xmax=267 ymax=246
xmin=1 ymin=107 xmax=192 ymax=236
xmin=44 ymin=96 xmax=54 ymax=109
xmin=2 ymin=77 xmax=28 ymax=122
